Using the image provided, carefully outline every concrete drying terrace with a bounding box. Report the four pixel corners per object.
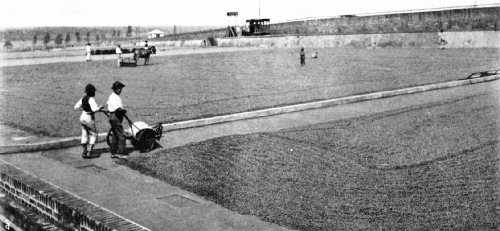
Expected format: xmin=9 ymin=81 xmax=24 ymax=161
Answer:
xmin=0 ymin=75 xmax=498 ymax=230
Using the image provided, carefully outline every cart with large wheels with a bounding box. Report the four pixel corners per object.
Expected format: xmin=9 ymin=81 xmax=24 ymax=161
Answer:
xmin=119 ymin=57 xmax=137 ymax=67
xmin=105 ymin=114 xmax=163 ymax=152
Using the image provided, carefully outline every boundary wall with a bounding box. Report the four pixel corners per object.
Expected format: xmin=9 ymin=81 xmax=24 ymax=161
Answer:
xmin=158 ymin=6 xmax=499 ymax=42
xmin=271 ymin=6 xmax=499 ymax=35
xmin=153 ymin=6 xmax=500 ymax=49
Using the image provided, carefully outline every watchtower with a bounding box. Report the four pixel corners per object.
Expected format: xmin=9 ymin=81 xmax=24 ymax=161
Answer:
xmin=226 ymin=12 xmax=239 ymax=37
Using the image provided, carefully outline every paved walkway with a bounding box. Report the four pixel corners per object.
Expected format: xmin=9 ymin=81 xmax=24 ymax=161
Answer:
xmin=0 ymin=124 xmax=55 ymax=145
xmin=0 ymin=47 xmax=265 ymax=67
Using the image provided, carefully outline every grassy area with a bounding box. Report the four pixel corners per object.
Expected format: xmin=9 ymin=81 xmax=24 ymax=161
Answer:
xmin=1 ymin=47 xmax=499 ymax=137
xmin=123 ymin=89 xmax=500 ymax=230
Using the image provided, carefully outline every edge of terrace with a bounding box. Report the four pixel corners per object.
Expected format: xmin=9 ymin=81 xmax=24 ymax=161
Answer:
xmin=0 ymin=160 xmax=151 ymax=231
xmin=0 ymin=75 xmax=498 ymax=154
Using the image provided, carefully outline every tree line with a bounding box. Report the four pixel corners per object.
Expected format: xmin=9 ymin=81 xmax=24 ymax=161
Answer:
xmin=3 ymin=26 xmax=135 ymax=50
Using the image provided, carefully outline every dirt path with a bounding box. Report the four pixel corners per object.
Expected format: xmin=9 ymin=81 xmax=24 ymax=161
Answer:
xmin=0 ymin=47 xmax=266 ymax=67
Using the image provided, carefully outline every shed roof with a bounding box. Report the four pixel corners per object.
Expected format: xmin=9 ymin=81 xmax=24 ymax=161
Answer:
xmin=246 ymin=18 xmax=270 ymax=23
xmin=148 ymin=29 xmax=165 ymax=34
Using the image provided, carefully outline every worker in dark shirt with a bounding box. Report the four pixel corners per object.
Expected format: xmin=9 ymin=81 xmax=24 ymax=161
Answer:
xmin=300 ymin=47 xmax=306 ymax=66
xmin=74 ymin=84 xmax=105 ymax=158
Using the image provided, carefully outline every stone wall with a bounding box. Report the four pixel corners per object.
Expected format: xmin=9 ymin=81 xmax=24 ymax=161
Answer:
xmin=271 ymin=7 xmax=499 ymax=36
xmin=161 ymin=6 xmax=499 ymax=41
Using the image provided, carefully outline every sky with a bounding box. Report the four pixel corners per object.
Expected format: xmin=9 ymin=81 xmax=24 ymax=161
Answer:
xmin=1 ymin=0 xmax=499 ymax=28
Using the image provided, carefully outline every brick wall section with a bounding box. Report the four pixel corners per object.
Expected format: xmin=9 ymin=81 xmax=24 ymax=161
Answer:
xmin=0 ymin=164 xmax=150 ymax=231
xmin=160 ymin=6 xmax=499 ymax=41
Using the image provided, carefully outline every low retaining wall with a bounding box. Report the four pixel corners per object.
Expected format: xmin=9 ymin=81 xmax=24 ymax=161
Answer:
xmin=146 ymin=40 xmax=207 ymax=47
xmin=162 ymin=75 xmax=499 ymax=131
xmin=157 ymin=31 xmax=500 ymax=49
xmin=216 ymin=31 xmax=500 ymax=48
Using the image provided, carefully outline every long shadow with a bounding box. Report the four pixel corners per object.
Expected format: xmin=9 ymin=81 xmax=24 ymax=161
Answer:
xmin=138 ymin=142 xmax=163 ymax=153
xmin=136 ymin=63 xmax=158 ymax=67
xmin=91 ymin=142 xmax=162 ymax=157
xmin=88 ymin=147 xmax=136 ymax=158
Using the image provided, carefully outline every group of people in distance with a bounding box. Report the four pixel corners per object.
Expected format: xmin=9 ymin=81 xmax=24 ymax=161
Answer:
xmin=87 ymin=28 xmax=447 ymax=67
xmin=74 ymin=81 xmax=128 ymax=159
xmin=85 ymin=40 xmax=150 ymax=67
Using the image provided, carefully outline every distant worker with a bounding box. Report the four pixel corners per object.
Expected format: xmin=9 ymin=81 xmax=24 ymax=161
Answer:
xmin=86 ymin=43 xmax=92 ymax=61
xmin=144 ymin=40 xmax=149 ymax=49
xmin=74 ymin=84 xmax=105 ymax=158
xmin=300 ymin=47 xmax=306 ymax=66
xmin=311 ymin=51 xmax=319 ymax=59
xmin=438 ymin=29 xmax=447 ymax=49
xmin=116 ymin=44 xmax=122 ymax=67
xmin=107 ymin=81 xmax=127 ymax=158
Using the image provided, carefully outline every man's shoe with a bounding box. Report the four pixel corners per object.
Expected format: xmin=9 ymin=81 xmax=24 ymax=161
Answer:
xmin=88 ymin=152 xmax=100 ymax=158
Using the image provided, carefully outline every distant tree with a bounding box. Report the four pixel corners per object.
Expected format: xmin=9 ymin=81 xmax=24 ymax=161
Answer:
xmin=117 ymin=30 xmax=121 ymax=38
xmin=112 ymin=30 xmax=116 ymax=37
xmin=55 ymin=34 xmax=63 ymax=47
xmin=4 ymin=40 xmax=13 ymax=51
xmin=85 ymin=31 xmax=90 ymax=43
xmin=43 ymin=32 xmax=51 ymax=49
xmin=101 ymin=33 xmax=106 ymax=41
xmin=126 ymin=26 xmax=132 ymax=38
xmin=65 ymin=32 xmax=71 ymax=47
xmin=95 ymin=34 xmax=100 ymax=42
xmin=32 ymin=34 xmax=37 ymax=50
xmin=75 ymin=32 xmax=81 ymax=44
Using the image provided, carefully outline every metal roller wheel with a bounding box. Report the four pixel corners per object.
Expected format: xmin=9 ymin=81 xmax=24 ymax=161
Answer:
xmin=134 ymin=128 xmax=157 ymax=152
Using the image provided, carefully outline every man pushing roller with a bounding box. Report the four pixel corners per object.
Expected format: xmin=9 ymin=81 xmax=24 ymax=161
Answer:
xmin=107 ymin=81 xmax=128 ymax=158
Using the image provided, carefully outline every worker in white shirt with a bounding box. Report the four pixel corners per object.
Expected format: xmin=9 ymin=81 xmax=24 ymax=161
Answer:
xmin=107 ymin=81 xmax=127 ymax=158
xmin=86 ymin=43 xmax=92 ymax=61
xmin=74 ymin=84 xmax=105 ymax=158
xmin=116 ymin=44 xmax=122 ymax=67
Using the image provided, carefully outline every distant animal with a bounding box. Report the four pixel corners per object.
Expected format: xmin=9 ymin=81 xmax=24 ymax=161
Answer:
xmin=132 ymin=46 xmax=156 ymax=65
